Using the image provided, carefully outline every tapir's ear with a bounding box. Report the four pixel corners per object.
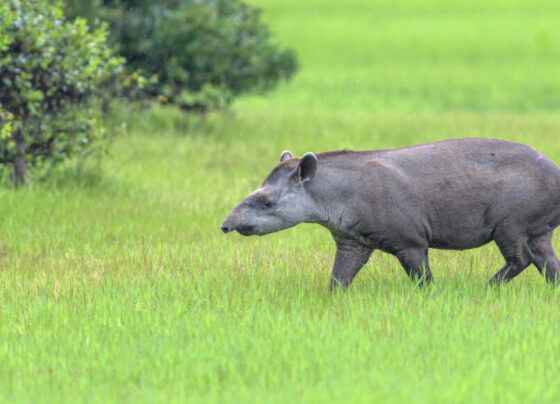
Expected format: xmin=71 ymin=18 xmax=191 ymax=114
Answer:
xmin=280 ymin=150 xmax=292 ymax=162
xmin=297 ymin=152 xmax=317 ymax=182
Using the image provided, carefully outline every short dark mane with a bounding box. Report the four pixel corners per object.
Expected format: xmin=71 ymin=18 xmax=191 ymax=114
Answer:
xmin=316 ymin=149 xmax=356 ymax=158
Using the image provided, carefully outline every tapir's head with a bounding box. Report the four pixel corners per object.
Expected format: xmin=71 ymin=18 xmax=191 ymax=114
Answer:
xmin=221 ymin=151 xmax=320 ymax=236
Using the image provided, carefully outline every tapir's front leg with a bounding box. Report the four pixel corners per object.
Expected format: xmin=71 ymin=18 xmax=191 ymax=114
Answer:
xmin=330 ymin=238 xmax=373 ymax=290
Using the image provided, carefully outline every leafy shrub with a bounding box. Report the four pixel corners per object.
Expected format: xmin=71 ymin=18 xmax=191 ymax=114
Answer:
xmin=65 ymin=0 xmax=298 ymax=111
xmin=0 ymin=0 xmax=127 ymax=185
xmin=0 ymin=4 xmax=13 ymax=142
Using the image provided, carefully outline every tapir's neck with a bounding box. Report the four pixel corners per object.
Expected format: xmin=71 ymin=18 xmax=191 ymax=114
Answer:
xmin=305 ymin=161 xmax=367 ymax=232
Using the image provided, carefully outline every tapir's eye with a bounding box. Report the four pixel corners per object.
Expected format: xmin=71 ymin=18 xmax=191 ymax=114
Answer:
xmin=262 ymin=201 xmax=274 ymax=209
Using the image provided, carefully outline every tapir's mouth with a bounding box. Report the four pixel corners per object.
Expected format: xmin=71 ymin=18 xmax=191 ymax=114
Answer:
xmin=221 ymin=218 xmax=257 ymax=236
xmin=235 ymin=225 xmax=257 ymax=236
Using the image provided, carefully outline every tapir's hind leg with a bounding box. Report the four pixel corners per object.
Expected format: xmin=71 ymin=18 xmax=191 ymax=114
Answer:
xmin=489 ymin=227 xmax=532 ymax=284
xmin=528 ymin=232 xmax=560 ymax=284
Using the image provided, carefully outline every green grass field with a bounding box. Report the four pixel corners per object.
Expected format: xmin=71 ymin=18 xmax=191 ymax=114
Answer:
xmin=2 ymin=0 xmax=560 ymax=402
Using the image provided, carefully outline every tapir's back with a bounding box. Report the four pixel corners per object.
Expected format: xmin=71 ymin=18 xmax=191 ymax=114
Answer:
xmin=376 ymin=138 xmax=560 ymax=199
xmin=318 ymin=138 xmax=560 ymax=195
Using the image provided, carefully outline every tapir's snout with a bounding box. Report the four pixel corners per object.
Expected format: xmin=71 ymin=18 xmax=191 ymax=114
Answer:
xmin=221 ymin=215 xmax=235 ymax=234
xmin=221 ymin=209 xmax=257 ymax=236
xmin=220 ymin=221 xmax=256 ymax=236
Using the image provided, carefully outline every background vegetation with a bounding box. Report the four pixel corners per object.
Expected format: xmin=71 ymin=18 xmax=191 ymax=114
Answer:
xmin=0 ymin=0 xmax=127 ymax=185
xmin=1 ymin=0 xmax=560 ymax=402
xmin=64 ymin=0 xmax=298 ymax=111
xmin=1 ymin=0 xmax=295 ymax=185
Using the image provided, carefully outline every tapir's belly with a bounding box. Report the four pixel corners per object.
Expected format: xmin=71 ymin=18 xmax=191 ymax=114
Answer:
xmin=425 ymin=208 xmax=560 ymax=250
xmin=429 ymin=231 xmax=493 ymax=250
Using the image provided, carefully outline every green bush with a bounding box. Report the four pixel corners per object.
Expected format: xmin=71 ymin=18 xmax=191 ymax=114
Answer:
xmin=0 ymin=0 xmax=127 ymax=185
xmin=65 ymin=0 xmax=298 ymax=111
xmin=0 ymin=4 xmax=13 ymax=142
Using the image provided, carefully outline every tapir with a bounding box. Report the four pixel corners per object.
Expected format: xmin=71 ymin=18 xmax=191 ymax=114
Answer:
xmin=221 ymin=138 xmax=560 ymax=288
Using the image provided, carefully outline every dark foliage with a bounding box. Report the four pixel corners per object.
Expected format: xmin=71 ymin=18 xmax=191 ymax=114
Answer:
xmin=65 ymin=0 xmax=298 ymax=111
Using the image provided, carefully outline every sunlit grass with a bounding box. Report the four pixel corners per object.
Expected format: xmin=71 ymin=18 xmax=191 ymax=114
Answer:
xmin=2 ymin=0 xmax=560 ymax=401
xmin=2 ymin=108 xmax=560 ymax=402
